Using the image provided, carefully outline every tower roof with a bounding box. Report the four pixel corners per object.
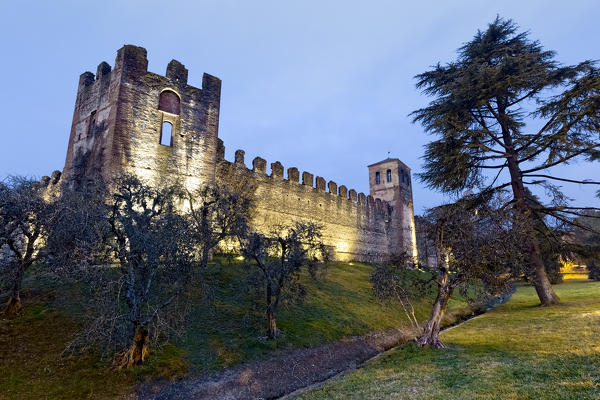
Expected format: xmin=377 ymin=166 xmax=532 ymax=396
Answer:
xmin=367 ymin=157 xmax=411 ymax=170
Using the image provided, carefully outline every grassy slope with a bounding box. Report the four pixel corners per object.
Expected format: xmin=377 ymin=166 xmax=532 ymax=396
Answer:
xmin=183 ymin=260 xmax=460 ymax=372
xmin=298 ymin=280 xmax=600 ymax=400
xmin=0 ymin=261 xmax=456 ymax=399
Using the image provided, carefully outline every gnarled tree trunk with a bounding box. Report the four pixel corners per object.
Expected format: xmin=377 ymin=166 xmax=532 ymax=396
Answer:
xmin=416 ymin=271 xmax=453 ymax=349
xmin=1 ymin=293 xmax=23 ymax=317
xmin=267 ymin=310 xmax=278 ymax=339
xmin=114 ymin=326 xmax=150 ymax=369
xmin=417 ymin=220 xmax=453 ymax=348
xmin=1 ymin=267 xmax=24 ymax=317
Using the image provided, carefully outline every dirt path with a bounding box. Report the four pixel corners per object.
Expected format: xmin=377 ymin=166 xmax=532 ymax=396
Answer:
xmin=137 ymin=293 xmax=512 ymax=400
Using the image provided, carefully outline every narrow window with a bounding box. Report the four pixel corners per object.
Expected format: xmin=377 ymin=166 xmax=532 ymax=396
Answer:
xmin=83 ymin=110 xmax=97 ymax=140
xmin=160 ymin=121 xmax=173 ymax=146
xmin=375 ymin=171 xmax=380 ymax=185
xmin=386 ymin=169 xmax=392 ymax=183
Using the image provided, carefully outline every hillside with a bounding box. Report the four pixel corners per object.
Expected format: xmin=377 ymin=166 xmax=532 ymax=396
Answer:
xmin=0 ymin=260 xmax=465 ymax=399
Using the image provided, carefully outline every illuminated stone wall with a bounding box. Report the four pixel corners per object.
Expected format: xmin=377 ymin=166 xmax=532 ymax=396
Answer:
xmin=216 ymin=147 xmax=392 ymax=262
xmin=62 ymin=45 xmax=221 ymax=190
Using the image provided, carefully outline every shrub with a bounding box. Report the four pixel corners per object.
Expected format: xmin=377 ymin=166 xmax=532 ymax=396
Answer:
xmin=588 ymin=261 xmax=600 ymax=281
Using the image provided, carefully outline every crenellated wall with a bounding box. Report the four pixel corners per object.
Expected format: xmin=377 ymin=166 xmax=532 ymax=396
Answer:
xmin=215 ymin=143 xmax=393 ymax=261
xmin=59 ymin=45 xmax=416 ymax=263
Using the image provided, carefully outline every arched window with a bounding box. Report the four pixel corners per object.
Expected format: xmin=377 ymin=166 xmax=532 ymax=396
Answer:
xmin=375 ymin=171 xmax=380 ymax=185
xmin=158 ymin=90 xmax=180 ymax=115
xmin=386 ymin=169 xmax=392 ymax=183
xmin=160 ymin=121 xmax=173 ymax=146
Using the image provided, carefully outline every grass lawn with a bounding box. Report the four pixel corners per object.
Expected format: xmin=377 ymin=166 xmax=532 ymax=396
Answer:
xmin=0 ymin=260 xmax=456 ymax=399
xmin=298 ymin=280 xmax=600 ymax=400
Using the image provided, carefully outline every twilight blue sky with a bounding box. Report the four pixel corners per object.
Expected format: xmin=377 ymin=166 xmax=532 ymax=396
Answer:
xmin=1 ymin=0 xmax=598 ymax=213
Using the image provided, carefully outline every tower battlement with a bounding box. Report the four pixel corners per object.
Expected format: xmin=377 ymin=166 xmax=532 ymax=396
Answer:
xmin=64 ymin=45 xmax=221 ymax=188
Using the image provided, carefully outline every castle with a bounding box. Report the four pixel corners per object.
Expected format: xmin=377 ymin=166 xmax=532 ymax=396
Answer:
xmin=51 ymin=45 xmax=416 ymax=262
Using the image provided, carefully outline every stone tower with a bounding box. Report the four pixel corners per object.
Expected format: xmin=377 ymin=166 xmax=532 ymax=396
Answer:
xmin=368 ymin=158 xmax=417 ymax=259
xmin=62 ymin=45 xmax=222 ymax=189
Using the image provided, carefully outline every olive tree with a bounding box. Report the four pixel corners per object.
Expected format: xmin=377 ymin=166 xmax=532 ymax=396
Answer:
xmin=0 ymin=177 xmax=55 ymax=317
xmin=240 ymin=222 xmax=329 ymax=339
xmin=374 ymin=193 xmax=525 ymax=348
xmin=47 ymin=175 xmax=196 ymax=368
xmin=186 ymin=183 xmax=253 ymax=268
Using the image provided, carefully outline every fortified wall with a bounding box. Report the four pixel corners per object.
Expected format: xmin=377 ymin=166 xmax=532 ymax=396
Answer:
xmin=57 ymin=45 xmax=417 ymax=262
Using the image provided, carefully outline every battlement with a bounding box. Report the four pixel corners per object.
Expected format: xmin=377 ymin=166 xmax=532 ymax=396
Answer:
xmin=64 ymin=45 xmax=222 ymax=186
xmin=75 ymin=45 xmax=221 ymax=107
xmin=217 ymin=145 xmax=389 ymax=215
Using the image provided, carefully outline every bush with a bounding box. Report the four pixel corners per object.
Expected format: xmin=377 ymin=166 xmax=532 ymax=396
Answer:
xmin=588 ymin=261 xmax=600 ymax=281
xmin=545 ymin=256 xmax=563 ymax=285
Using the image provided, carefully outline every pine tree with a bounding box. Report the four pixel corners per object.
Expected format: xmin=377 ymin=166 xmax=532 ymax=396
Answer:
xmin=412 ymin=17 xmax=600 ymax=305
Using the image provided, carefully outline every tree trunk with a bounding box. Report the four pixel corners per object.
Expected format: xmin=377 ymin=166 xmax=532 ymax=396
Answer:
xmin=200 ymin=247 xmax=210 ymax=269
xmin=267 ymin=310 xmax=278 ymax=339
xmin=501 ymin=121 xmax=559 ymax=306
xmin=417 ymin=222 xmax=453 ymax=349
xmin=416 ymin=281 xmax=453 ymax=349
xmin=265 ymin=282 xmax=278 ymax=339
xmin=529 ymin=239 xmax=560 ymax=306
xmin=1 ymin=293 xmax=23 ymax=317
xmin=114 ymin=326 xmax=150 ymax=369
xmin=509 ymin=177 xmax=560 ymax=306
xmin=1 ymin=267 xmax=24 ymax=317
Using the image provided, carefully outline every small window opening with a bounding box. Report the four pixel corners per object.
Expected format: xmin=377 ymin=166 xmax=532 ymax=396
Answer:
xmin=84 ymin=110 xmax=97 ymax=140
xmin=375 ymin=171 xmax=380 ymax=185
xmin=158 ymin=90 xmax=181 ymax=115
xmin=399 ymin=169 xmax=410 ymax=186
xmin=160 ymin=121 xmax=173 ymax=146
xmin=386 ymin=169 xmax=392 ymax=183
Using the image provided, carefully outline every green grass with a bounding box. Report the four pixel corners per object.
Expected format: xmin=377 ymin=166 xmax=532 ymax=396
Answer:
xmin=0 ymin=260 xmax=453 ymax=399
xmin=0 ymin=303 xmax=134 ymax=399
xmin=297 ymin=280 xmax=600 ymax=400
xmin=181 ymin=260 xmax=458 ymax=372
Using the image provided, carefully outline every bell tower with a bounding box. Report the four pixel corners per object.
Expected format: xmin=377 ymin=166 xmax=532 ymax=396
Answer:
xmin=368 ymin=158 xmax=417 ymax=259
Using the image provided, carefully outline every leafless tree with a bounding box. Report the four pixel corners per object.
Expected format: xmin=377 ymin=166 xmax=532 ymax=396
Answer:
xmin=0 ymin=176 xmax=55 ymax=317
xmin=240 ymin=222 xmax=330 ymax=339
xmin=416 ymin=193 xmax=526 ymax=348
xmin=186 ymin=183 xmax=254 ymax=268
xmin=46 ymin=175 xmax=197 ymax=368
xmin=373 ymin=193 xmax=525 ymax=349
